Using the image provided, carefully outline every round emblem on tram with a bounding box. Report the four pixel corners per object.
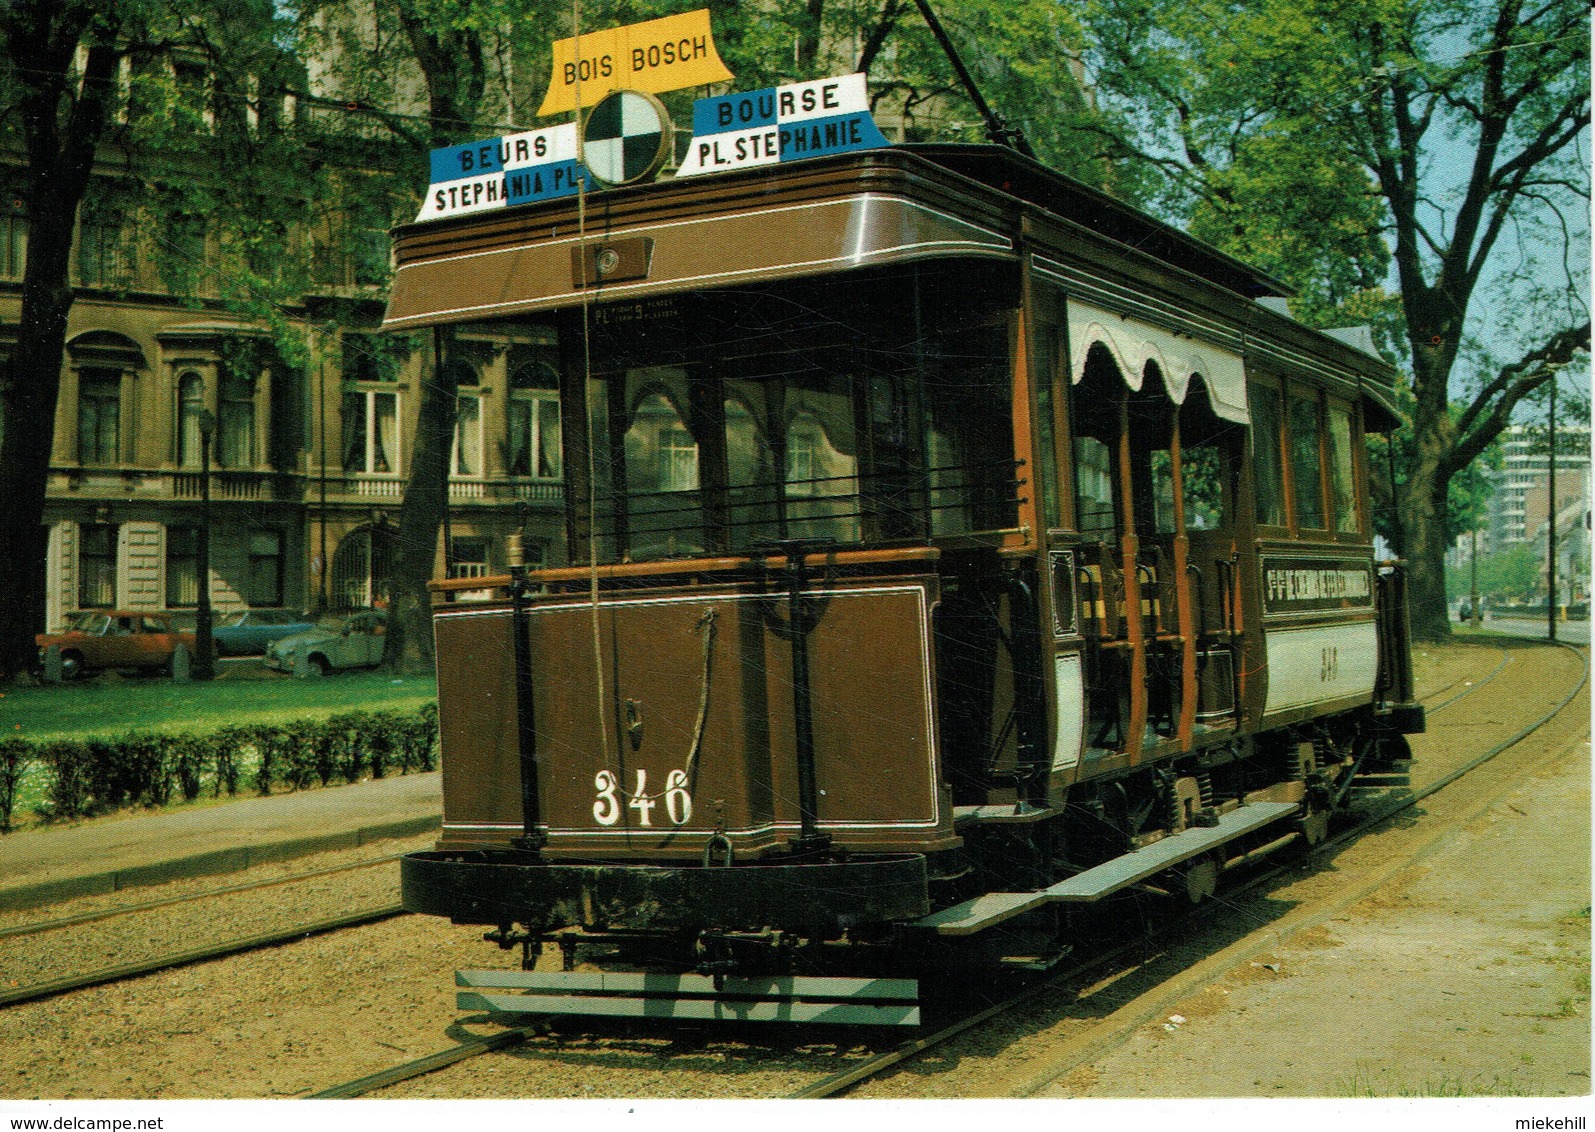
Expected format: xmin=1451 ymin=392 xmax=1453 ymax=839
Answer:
xmin=581 ymin=90 xmax=674 ymax=186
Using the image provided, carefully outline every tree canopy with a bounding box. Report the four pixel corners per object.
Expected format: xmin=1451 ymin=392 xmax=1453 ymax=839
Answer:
xmin=1069 ymin=0 xmax=1590 ymax=637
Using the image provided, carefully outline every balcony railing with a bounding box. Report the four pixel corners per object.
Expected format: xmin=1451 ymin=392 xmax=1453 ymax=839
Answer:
xmin=46 ymin=466 xmax=565 ymax=508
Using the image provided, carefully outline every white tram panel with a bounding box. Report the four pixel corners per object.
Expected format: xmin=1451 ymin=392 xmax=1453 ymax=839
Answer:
xmin=1262 ymin=621 xmax=1379 ymax=715
xmin=1259 ymin=555 xmax=1380 ymax=716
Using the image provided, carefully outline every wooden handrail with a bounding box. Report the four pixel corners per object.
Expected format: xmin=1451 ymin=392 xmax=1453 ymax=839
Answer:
xmin=427 ymin=545 xmax=942 ymax=593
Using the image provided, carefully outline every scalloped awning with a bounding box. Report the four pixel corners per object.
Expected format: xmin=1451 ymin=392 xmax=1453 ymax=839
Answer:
xmin=1067 ymin=300 xmax=1249 ymax=424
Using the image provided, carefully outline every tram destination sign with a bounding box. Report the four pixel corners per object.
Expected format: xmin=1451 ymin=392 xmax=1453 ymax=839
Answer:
xmin=675 ymin=73 xmax=891 ymax=176
xmin=1261 ymin=556 xmax=1375 ymax=616
xmin=417 ymin=122 xmax=586 ymax=223
xmin=538 ymin=9 xmax=733 ymax=115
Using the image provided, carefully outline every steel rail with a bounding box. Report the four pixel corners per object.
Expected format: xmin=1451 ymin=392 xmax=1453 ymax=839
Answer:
xmin=304 ymin=1027 xmax=540 ymax=1099
xmin=300 ymin=637 xmax=1574 ymax=1102
xmin=1422 ymin=643 xmax=1511 ymax=713
xmin=0 ymin=903 xmax=406 ymax=1010
xmin=789 ymin=637 xmax=1586 ymax=1099
xmin=0 ymin=851 xmax=408 ymax=943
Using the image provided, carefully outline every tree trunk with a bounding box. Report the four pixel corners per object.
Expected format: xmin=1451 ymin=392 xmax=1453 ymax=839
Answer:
xmin=1401 ymin=454 xmax=1454 ymax=642
xmin=0 ymin=24 xmax=120 ymax=680
xmin=382 ymin=13 xmax=486 ymax=677
xmin=384 ymin=333 xmax=458 ymax=674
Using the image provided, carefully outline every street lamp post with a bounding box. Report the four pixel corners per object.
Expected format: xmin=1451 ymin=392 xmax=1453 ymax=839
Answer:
xmin=1470 ymin=527 xmax=1481 ymax=627
xmin=1547 ymin=377 xmax=1558 ymax=643
xmin=195 ymin=409 xmax=217 ymax=681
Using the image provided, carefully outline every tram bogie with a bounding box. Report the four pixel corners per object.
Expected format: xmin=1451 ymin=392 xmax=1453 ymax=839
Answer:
xmin=395 ymin=141 xmax=1423 ymax=1015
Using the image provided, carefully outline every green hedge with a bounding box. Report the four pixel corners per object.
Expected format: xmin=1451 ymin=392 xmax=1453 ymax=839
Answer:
xmin=0 ymin=705 xmax=437 ymax=832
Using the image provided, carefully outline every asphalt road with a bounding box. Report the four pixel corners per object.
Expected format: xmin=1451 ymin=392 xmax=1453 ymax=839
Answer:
xmin=1470 ymin=614 xmax=1590 ymax=645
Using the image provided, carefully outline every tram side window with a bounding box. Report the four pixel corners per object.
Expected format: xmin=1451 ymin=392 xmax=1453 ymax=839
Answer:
xmin=1075 ymin=436 xmax=1117 ymax=537
xmin=1182 ymin=445 xmax=1227 ymax=530
xmin=1327 ymin=403 xmax=1359 ymax=534
xmin=784 ymin=385 xmax=860 ymax=544
xmin=1288 ymin=392 xmax=1326 ymax=530
xmin=1249 ymin=384 xmax=1287 ymax=527
xmin=925 ymin=321 xmax=1013 ymax=535
xmin=722 ymin=390 xmax=779 ymax=545
xmin=1151 ymin=444 xmax=1228 ymax=534
xmin=622 ymin=379 xmax=703 ymax=556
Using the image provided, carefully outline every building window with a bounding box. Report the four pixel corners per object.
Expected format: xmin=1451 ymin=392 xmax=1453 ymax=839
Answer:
xmin=79 ymin=523 xmax=118 ymax=608
xmin=158 ymin=212 xmax=208 ymax=293
xmin=453 ymin=392 xmax=482 ymax=476
xmin=0 ymin=201 xmax=27 ymax=279
xmin=78 ymin=218 xmax=129 ymax=287
xmin=448 ymin=536 xmax=489 ymax=579
xmin=341 ymin=332 xmax=398 ymax=384
xmin=342 ymin=389 xmax=399 ymax=474
xmin=173 ymin=58 xmax=212 ymax=130
xmin=509 ymin=362 xmax=562 ymax=480
xmin=248 ymin=530 xmax=283 ymax=606
xmin=350 ymin=202 xmax=390 ymax=286
xmin=658 ymin=425 xmax=699 ymax=491
xmin=177 ymin=371 xmax=205 ymax=467
xmin=218 ymin=372 xmax=256 ymax=468
xmin=78 ymin=369 xmax=120 ymax=464
xmin=166 ymin=525 xmax=199 ymax=606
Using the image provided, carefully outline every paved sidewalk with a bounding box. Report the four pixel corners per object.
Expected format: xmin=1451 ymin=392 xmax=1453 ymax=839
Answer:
xmin=0 ymin=771 xmax=440 ymax=914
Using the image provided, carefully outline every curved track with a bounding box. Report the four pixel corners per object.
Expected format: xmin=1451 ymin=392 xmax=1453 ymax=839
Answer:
xmin=798 ymin=637 xmax=1587 ymax=1099
xmin=306 ymin=638 xmax=1575 ymax=1101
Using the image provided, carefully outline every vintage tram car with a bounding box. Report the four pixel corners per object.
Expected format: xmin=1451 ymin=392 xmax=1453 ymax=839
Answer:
xmin=395 ymin=142 xmax=1423 ymax=1012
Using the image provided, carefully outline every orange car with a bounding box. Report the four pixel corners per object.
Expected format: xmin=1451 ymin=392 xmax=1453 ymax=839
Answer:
xmin=35 ymin=611 xmax=199 ymax=679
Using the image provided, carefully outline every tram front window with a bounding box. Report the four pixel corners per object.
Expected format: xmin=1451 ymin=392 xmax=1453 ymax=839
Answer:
xmin=570 ymin=266 xmax=1018 ymax=561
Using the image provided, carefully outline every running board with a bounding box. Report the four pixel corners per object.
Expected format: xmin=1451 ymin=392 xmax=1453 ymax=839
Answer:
xmin=917 ymin=801 xmax=1300 ymax=937
xmin=455 ymin=970 xmax=920 ymax=1026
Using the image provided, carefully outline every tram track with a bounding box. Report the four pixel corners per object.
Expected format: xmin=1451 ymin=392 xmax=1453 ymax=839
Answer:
xmin=0 ymin=848 xmax=414 ymax=1011
xmin=0 ymin=636 xmax=1505 ymax=994
xmin=818 ymin=636 xmax=1588 ymax=1099
xmin=305 ymin=637 xmax=1571 ymax=1101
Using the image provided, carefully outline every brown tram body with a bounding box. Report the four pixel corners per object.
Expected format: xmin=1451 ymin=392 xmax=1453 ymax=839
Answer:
xmin=396 ymin=144 xmax=1423 ymax=991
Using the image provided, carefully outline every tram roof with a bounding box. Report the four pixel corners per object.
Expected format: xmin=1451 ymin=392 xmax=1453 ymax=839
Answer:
xmin=386 ymin=143 xmax=1399 ymax=425
xmin=899 ymin=144 xmax=1295 ymax=302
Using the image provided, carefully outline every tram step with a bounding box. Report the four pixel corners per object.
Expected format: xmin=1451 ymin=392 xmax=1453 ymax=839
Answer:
xmin=454 ymin=970 xmax=920 ymax=1026
xmin=954 ymin=804 xmax=1064 ymax=827
xmin=917 ymin=801 xmax=1300 ymax=937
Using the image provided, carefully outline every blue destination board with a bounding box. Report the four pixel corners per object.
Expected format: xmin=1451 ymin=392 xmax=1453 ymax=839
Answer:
xmin=417 ymin=123 xmax=587 ymax=222
xmin=676 ymin=73 xmax=890 ymax=176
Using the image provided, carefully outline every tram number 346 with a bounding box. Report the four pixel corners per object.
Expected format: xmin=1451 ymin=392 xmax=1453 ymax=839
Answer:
xmin=593 ymin=769 xmax=693 ymax=827
xmin=1320 ymin=646 xmax=1339 ymax=683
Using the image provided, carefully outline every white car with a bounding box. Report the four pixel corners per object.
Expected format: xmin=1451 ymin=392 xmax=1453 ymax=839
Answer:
xmin=264 ymin=611 xmax=388 ymax=676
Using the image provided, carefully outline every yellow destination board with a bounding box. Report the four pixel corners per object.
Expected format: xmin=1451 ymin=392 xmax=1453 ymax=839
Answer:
xmin=538 ymin=9 xmax=734 ymax=117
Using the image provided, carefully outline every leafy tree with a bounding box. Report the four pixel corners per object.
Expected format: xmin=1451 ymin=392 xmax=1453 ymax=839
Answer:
xmin=0 ymin=0 xmax=307 ymax=680
xmin=1076 ymin=0 xmax=1590 ymax=638
xmin=0 ymin=0 xmax=127 ymax=681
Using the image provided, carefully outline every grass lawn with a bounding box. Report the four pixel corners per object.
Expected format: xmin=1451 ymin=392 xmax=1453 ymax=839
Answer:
xmin=0 ymin=665 xmax=437 ymax=743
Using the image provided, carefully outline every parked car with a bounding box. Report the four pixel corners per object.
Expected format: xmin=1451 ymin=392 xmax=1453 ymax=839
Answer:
xmin=264 ymin=611 xmax=388 ymax=676
xmin=211 ymin=609 xmax=319 ymax=656
xmin=36 ymin=611 xmax=198 ymax=680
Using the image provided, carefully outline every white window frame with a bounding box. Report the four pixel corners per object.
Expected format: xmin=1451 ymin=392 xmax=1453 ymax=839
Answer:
xmin=345 ymin=388 xmax=401 ymax=475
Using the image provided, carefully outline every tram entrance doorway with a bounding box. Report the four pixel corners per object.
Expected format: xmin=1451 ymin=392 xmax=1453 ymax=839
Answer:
xmin=1071 ymin=347 xmax=1243 ymax=761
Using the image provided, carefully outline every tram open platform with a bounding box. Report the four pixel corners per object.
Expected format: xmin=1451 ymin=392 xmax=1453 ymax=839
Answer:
xmin=0 ymin=771 xmax=440 ymax=915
